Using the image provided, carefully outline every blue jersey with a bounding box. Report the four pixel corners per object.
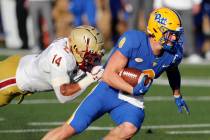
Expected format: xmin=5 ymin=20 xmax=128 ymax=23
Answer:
xmin=109 ymin=30 xmax=183 ymax=79
xmin=67 ymin=30 xmax=183 ymax=133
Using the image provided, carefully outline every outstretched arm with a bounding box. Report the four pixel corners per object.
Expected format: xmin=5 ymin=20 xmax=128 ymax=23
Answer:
xmin=60 ymin=68 xmax=103 ymax=96
xmin=52 ymin=66 xmax=103 ymax=103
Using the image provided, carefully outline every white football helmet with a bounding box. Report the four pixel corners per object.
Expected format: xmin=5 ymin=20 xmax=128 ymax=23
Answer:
xmin=69 ymin=25 xmax=104 ymax=72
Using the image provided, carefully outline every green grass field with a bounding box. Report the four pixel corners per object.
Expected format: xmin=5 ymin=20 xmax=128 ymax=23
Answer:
xmin=0 ymin=55 xmax=210 ymax=140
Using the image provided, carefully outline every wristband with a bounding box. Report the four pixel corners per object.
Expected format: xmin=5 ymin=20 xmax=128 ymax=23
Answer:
xmin=78 ymin=74 xmax=94 ymax=89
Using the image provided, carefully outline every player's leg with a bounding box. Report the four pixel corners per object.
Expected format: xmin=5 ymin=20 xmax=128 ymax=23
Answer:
xmin=42 ymin=84 xmax=108 ymax=139
xmin=105 ymin=102 xmax=145 ymax=140
xmin=42 ymin=123 xmax=75 ymax=140
xmin=0 ymin=55 xmax=25 ymax=107
xmin=104 ymin=122 xmax=137 ymax=140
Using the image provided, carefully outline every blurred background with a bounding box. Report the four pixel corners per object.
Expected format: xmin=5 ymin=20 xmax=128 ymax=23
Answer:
xmin=0 ymin=0 xmax=210 ymax=63
xmin=1 ymin=1 xmax=210 ymax=140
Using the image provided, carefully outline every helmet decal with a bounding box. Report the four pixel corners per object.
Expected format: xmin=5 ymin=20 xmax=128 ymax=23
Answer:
xmin=69 ymin=25 xmax=104 ymax=72
xmin=83 ymin=36 xmax=90 ymax=47
xmin=155 ymin=13 xmax=167 ymax=25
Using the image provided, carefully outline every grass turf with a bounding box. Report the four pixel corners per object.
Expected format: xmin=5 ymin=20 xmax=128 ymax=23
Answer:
xmin=0 ymin=55 xmax=210 ymax=140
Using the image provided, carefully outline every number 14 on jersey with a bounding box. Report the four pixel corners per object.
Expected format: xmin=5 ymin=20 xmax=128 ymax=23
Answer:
xmin=52 ymin=54 xmax=62 ymax=66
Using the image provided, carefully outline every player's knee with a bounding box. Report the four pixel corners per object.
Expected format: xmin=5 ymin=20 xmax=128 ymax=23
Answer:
xmin=0 ymin=102 xmax=8 ymax=107
xmin=70 ymin=122 xmax=87 ymax=134
xmin=0 ymin=98 xmax=8 ymax=107
xmin=59 ymin=124 xmax=76 ymax=139
xmin=69 ymin=117 xmax=91 ymax=134
xmin=120 ymin=122 xmax=138 ymax=136
xmin=0 ymin=95 xmax=11 ymax=107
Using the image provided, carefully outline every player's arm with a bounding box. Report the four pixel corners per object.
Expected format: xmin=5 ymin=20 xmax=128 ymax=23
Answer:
xmin=60 ymin=83 xmax=81 ymax=96
xmin=52 ymin=68 xmax=103 ymax=103
xmin=166 ymin=66 xmax=181 ymax=96
xmin=102 ymin=50 xmax=149 ymax=96
xmin=60 ymin=67 xmax=103 ymax=96
xmin=102 ymin=50 xmax=133 ymax=94
xmin=166 ymin=66 xmax=190 ymax=114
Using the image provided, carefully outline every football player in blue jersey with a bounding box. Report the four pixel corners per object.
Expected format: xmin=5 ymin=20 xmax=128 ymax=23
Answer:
xmin=43 ymin=7 xmax=189 ymax=140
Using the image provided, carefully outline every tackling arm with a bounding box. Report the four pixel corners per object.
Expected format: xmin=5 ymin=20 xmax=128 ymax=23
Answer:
xmin=60 ymin=83 xmax=81 ymax=96
xmin=52 ymin=75 xmax=97 ymax=103
xmin=60 ymin=66 xmax=104 ymax=97
xmin=52 ymin=66 xmax=103 ymax=103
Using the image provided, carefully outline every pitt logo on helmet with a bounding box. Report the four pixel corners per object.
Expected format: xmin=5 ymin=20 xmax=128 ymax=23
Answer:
xmin=155 ymin=14 xmax=167 ymax=25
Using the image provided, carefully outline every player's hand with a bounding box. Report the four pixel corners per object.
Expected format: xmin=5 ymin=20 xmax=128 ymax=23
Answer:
xmin=91 ymin=65 xmax=104 ymax=81
xmin=78 ymin=71 xmax=101 ymax=90
xmin=174 ymin=95 xmax=190 ymax=114
xmin=85 ymin=72 xmax=97 ymax=83
xmin=132 ymin=75 xmax=152 ymax=96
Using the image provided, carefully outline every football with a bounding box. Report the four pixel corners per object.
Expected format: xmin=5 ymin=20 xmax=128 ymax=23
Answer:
xmin=119 ymin=68 xmax=151 ymax=87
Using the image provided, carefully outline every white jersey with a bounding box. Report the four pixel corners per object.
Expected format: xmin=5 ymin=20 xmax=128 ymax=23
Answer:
xmin=16 ymin=38 xmax=84 ymax=103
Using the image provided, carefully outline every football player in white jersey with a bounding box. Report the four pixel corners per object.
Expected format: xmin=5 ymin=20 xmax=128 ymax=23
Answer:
xmin=0 ymin=25 xmax=104 ymax=107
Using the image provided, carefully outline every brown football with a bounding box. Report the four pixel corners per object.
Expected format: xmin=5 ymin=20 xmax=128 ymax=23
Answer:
xmin=119 ymin=68 xmax=151 ymax=87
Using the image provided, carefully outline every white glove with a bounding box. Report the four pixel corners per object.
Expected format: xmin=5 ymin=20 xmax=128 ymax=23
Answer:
xmin=78 ymin=72 xmax=95 ymax=90
xmin=91 ymin=65 xmax=104 ymax=81
xmin=78 ymin=65 xmax=104 ymax=90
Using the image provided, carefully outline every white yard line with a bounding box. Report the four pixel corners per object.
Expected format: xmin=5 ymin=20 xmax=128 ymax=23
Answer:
xmin=2 ymin=123 xmax=210 ymax=134
xmin=0 ymin=118 xmax=5 ymax=121
xmin=145 ymin=96 xmax=210 ymax=101
xmin=28 ymin=122 xmax=210 ymax=130
xmin=142 ymin=124 xmax=210 ymax=129
xmin=166 ymin=130 xmax=210 ymax=135
xmin=11 ymin=99 xmax=59 ymax=104
xmin=10 ymin=96 xmax=210 ymax=105
xmin=28 ymin=122 xmax=62 ymax=126
xmin=0 ymin=129 xmax=50 ymax=133
xmin=154 ymin=78 xmax=210 ymax=87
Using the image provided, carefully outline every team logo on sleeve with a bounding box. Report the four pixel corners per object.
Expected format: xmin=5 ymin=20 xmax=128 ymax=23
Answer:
xmin=118 ymin=37 xmax=126 ymax=48
xmin=172 ymin=54 xmax=179 ymax=64
xmin=135 ymin=57 xmax=143 ymax=63
xmin=152 ymin=62 xmax=157 ymax=67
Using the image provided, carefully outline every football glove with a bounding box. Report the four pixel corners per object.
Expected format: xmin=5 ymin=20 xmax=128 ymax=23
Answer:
xmin=132 ymin=75 xmax=152 ymax=96
xmin=78 ymin=66 xmax=104 ymax=90
xmin=174 ymin=95 xmax=190 ymax=114
xmin=91 ymin=65 xmax=104 ymax=81
xmin=78 ymin=72 xmax=97 ymax=90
